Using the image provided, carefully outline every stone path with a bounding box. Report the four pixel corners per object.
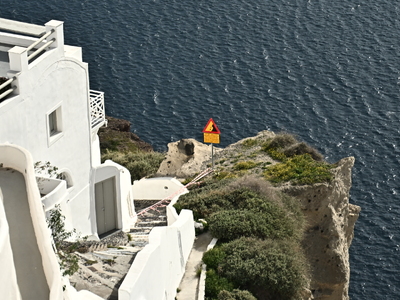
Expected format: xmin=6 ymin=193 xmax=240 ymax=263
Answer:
xmin=70 ymin=200 xmax=167 ymax=299
xmin=0 ymin=168 xmax=49 ymax=300
xmin=176 ymin=232 xmax=213 ymax=300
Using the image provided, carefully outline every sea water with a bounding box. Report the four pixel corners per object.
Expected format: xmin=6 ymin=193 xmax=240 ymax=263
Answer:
xmin=2 ymin=0 xmax=400 ymax=298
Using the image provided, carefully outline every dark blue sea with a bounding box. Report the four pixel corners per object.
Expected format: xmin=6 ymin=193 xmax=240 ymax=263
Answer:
xmin=2 ymin=0 xmax=399 ymax=298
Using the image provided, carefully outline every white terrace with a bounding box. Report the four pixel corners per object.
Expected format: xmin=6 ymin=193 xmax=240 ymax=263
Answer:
xmin=0 ymin=18 xmax=105 ymax=133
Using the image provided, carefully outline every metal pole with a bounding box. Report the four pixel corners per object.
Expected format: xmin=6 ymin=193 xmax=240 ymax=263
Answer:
xmin=211 ymin=143 xmax=214 ymax=169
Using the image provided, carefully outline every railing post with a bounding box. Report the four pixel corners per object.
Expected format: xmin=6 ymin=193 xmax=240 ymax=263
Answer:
xmin=8 ymin=46 xmax=28 ymax=72
xmin=45 ymin=20 xmax=64 ymax=53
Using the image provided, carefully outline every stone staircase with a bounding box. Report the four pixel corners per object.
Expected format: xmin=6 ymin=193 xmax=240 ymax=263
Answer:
xmin=128 ymin=200 xmax=168 ymax=248
xmin=69 ymin=200 xmax=170 ymax=300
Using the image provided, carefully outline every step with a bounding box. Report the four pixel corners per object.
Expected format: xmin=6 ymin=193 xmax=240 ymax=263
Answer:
xmin=138 ymin=215 xmax=167 ymax=222
xmin=130 ymin=227 xmax=152 ymax=233
xmin=130 ymin=233 xmax=150 ymax=238
xmin=136 ymin=221 xmax=167 ymax=227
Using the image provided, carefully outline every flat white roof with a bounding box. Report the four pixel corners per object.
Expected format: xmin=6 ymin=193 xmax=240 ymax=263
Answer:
xmin=0 ymin=18 xmax=45 ymax=37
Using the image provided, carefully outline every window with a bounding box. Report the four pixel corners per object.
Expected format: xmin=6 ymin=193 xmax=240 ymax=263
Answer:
xmin=49 ymin=110 xmax=58 ymax=135
xmin=47 ymin=104 xmax=63 ymax=146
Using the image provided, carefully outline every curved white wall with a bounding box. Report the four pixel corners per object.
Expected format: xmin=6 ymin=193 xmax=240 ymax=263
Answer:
xmin=119 ymin=206 xmax=195 ymax=300
xmin=0 ymin=144 xmax=63 ymax=300
xmin=0 ymin=189 xmax=21 ymax=300
xmin=92 ymin=160 xmax=135 ymax=236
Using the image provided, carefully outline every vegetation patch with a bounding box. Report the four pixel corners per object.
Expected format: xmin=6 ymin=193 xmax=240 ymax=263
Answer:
xmin=233 ymin=161 xmax=258 ymax=171
xmin=220 ymin=238 xmax=308 ymax=300
xmin=102 ymin=150 xmax=164 ymax=182
xmin=264 ymin=154 xmax=333 ymax=185
xmin=47 ymin=205 xmax=80 ymax=276
xmin=241 ymin=138 xmax=259 ymax=148
xmin=177 ymin=176 xmax=308 ymax=299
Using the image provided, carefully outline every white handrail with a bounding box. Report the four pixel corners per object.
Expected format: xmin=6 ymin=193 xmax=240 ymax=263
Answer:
xmin=26 ymin=29 xmax=54 ymax=52
xmin=28 ymin=38 xmax=55 ymax=61
xmin=0 ymin=77 xmax=16 ymax=101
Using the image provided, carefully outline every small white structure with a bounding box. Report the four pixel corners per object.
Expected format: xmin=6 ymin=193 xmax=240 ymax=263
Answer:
xmin=0 ymin=18 xmax=136 ymax=240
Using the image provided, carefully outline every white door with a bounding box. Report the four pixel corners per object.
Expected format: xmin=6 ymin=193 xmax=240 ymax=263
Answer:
xmin=95 ymin=177 xmax=117 ymax=236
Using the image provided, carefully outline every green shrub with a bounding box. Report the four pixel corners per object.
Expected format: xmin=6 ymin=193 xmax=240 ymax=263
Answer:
xmin=264 ymin=148 xmax=288 ymax=162
xmin=203 ymin=247 xmax=227 ymax=270
xmin=205 ymin=269 xmax=235 ymax=299
xmin=264 ymin=154 xmax=333 ymax=185
xmin=218 ymin=289 xmax=257 ymax=300
xmin=102 ymin=150 xmax=164 ymax=181
xmin=283 ymin=142 xmax=324 ymax=161
xmin=263 ymin=133 xmax=297 ymax=150
xmin=233 ymin=161 xmax=258 ymax=170
xmin=220 ymin=238 xmax=308 ymax=300
xmin=214 ymin=171 xmax=237 ymax=180
xmin=175 ymin=180 xmax=242 ymax=219
xmin=208 ymin=209 xmax=297 ymax=242
xmin=47 ymin=205 xmax=79 ymax=276
xmin=241 ymin=139 xmax=258 ymax=148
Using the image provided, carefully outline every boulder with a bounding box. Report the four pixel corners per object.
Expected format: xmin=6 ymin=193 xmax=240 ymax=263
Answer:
xmin=156 ymin=138 xmax=222 ymax=178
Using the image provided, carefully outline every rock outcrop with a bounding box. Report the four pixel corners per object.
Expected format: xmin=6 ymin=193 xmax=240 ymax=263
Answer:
xmin=280 ymin=157 xmax=360 ymax=300
xmin=98 ymin=116 xmax=153 ymax=153
xmin=156 ymin=138 xmax=222 ymax=178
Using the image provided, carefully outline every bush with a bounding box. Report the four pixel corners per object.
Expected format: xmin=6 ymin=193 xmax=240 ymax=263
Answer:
xmin=263 ymin=133 xmax=297 ymax=150
xmin=101 ymin=150 xmax=164 ymax=181
xmin=283 ymin=142 xmax=324 ymax=161
xmin=218 ymin=289 xmax=257 ymax=300
xmin=241 ymin=139 xmax=258 ymax=148
xmin=47 ymin=205 xmax=79 ymax=276
xmin=203 ymin=247 xmax=227 ymax=270
xmin=206 ymin=269 xmax=235 ymax=299
xmin=264 ymin=154 xmax=333 ymax=185
xmin=220 ymin=238 xmax=308 ymax=300
xmin=208 ymin=208 xmax=297 ymax=242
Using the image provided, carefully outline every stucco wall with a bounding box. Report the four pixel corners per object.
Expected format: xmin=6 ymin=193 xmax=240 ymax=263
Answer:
xmin=119 ymin=208 xmax=195 ymax=300
xmin=93 ymin=160 xmax=136 ymax=236
xmin=0 ymin=144 xmax=63 ymax=300
xmin=0 ymin=188 xmax=21 ymax=300
xmin=0 ymin=42 xmax=96 ymax=235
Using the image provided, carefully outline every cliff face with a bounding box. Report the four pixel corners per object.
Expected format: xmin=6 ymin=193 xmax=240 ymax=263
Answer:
xmin=280 ymin=157 xmax=360 ymax=300
xmin=156 ymin=134 xmax=360 ymax=300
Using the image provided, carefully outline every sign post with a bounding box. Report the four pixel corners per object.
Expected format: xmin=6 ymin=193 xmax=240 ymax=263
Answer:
xmin=202 ymin=118 xmax=220 ymax=169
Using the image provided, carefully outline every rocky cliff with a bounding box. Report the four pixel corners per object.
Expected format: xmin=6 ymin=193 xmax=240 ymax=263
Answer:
xmin=156 ymin=132 xmax=360 ymax=300
xmin=280 ymin=157 xmax=360 ymax=300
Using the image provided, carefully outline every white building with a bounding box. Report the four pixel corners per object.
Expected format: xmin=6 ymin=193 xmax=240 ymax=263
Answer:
xmin=0 ymin=18 xmax=136 ymax=240
xmin=0 ymin=18 xmax=196 ymax=300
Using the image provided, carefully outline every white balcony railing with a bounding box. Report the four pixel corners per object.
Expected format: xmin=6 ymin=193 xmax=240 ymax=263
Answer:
xmin=89 ymin=90 xmax=106 ymax=130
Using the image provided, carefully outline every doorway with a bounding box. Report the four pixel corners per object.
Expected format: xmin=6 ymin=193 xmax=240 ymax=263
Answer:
xmin=95 ymin=177 xmax=117 ymax=237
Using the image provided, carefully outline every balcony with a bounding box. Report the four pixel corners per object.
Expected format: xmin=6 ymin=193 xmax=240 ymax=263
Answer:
xmin=36 ymin=176 xmax=67 ymax=211
xmin=90 ymin=89 xmax=106 ymax=131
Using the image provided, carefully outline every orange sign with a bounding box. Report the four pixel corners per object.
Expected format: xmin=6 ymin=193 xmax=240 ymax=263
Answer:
xmin=202 ymin=118 xmax=221 ymax=134
xmin=204 ymin=133 xmax=220 ymax=144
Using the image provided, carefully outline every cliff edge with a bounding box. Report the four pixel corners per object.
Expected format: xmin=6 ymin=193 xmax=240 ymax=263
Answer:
xmin=280 ymin=157 xmax=360 ymax=300
xmin=157 ymin=131 xmax=360 ymax=300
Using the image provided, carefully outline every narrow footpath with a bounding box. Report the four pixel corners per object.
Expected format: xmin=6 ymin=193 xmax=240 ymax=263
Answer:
xmin=0 ymin=168 xmax=49 ymax=300
xmin=176 ymin=232 xmax=213 ymax=300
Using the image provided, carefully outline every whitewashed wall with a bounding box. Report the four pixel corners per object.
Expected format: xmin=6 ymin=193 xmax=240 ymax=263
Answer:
xmin=0 ymin=144 xmax=63 ymax=300
xmin=0 ymin=21 xmax=134 ymax=239
xmin=0 ymin=188 xmax=21 ymax=300
xmin=92 ymin=160 xmax=136 ymax=235
xmin=119 ymin=208 xmax=195 ymax=300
